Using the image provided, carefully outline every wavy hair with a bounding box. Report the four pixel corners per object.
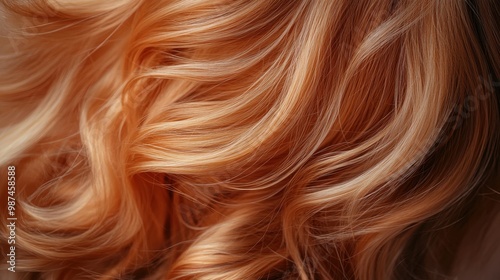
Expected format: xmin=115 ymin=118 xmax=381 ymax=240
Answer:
xmin=0 ymin=0 xmax=499 ymax=279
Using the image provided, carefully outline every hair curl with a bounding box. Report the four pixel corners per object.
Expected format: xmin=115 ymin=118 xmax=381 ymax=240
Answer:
xmin=0 ymin=0 xmax=499 ymax=279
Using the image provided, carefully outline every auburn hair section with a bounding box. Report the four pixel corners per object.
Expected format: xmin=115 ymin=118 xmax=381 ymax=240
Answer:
xmin=0 ymin=0 xmax=499 ymax=279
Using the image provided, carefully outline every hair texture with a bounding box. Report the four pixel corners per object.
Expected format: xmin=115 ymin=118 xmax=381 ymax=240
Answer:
xmin=0 ymin=0 xmax=499 ymax=279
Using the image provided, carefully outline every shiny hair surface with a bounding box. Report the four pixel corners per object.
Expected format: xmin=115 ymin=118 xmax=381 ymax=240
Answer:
xmin=0 ymin=0 xmax=499 ymax=279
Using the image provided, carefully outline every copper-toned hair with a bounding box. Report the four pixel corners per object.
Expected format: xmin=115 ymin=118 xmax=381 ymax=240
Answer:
xmin=0 ymin=0 xmax=499 ymax=279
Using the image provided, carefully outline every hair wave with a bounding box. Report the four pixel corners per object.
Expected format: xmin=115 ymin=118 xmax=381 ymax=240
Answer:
xmin=0 ymin=0 xmax=499 ymax=279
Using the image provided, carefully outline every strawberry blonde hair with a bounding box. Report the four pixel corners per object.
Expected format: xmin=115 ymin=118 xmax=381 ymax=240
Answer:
xmin=0 ymin=0 xmax=499 ymax=279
